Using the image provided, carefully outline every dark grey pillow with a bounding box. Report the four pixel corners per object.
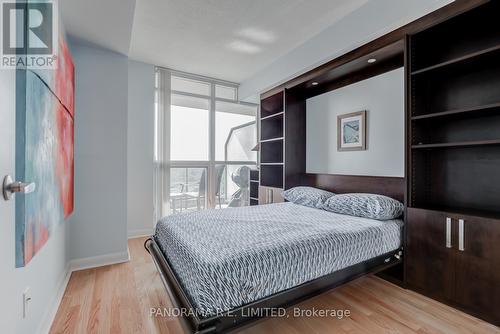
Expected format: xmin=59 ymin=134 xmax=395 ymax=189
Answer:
xmin=282 ymin=186 xmax=335 ymax=208
xmin=323 ymin=193 xmax=404 ymax=220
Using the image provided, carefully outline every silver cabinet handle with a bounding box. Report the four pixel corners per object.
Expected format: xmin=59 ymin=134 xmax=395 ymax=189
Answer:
xmin=458 ymin=219 xmax=465 ymax=252
xmin=446 ymin=217 xmax=452 ymax=248
xmin=268 ymin=189 xmax=273 ymax=204
xmin=3 ymin=175 xmax=36 ymax=200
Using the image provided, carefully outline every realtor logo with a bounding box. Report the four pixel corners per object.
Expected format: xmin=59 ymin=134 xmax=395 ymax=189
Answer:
xmin=1 ymin=1 xmax=58 ymax=69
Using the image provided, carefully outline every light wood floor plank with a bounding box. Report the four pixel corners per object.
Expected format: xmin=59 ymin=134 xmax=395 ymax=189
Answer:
xmin=50 ymin=237 xmax=500 ymax=334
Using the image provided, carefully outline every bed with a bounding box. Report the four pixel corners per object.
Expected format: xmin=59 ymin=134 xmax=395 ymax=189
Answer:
xmin=145 ymin=175 xmax=405 ymax=333
xmin=154 ymin=202 xmax=402 ymax=318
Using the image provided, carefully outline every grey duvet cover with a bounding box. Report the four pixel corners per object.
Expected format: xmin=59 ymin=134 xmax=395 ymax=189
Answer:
xmin=154 ymin=202 xmax=403 ymax=317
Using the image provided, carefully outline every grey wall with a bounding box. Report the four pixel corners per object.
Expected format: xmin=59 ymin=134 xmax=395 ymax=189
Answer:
xmin=239 ymin=0 xmax=453 ymax=102
xmin=68 ymin=39 xmax=129 ymax=260
xmin=127 ymin=60 xmax=155 ymax=236
xmin=0 ymin=70 xmax=69 ymax=334
xmin=1 ymin=28 xmax=155 ymax=334
xmin=306 ymin=68 xmax=404 ymax=177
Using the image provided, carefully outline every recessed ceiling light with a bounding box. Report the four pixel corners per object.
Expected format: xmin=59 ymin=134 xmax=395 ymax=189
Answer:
xmin=227 ymin=40 xmax=262 ymax=54
xmin=311 ymin=82 xmax=319 ymax=86
xmin=237 ymin=28 xmax=276 ymax=44
xmin=367 ymin=58 xmax=377 ymax=63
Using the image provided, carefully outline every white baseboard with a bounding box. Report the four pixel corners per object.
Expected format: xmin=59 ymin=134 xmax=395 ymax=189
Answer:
xmin=37 ymin=263 xmax=72 ymax=334
xmin=69 ymin=249 xmax=130 ymax=272
xmin=36 ymin=249 xmax=131 ymax=333
xmin=127 ymin=228 xmax=153 ymax=239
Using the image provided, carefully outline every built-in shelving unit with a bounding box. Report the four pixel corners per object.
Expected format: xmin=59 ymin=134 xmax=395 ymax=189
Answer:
xmin=260 ymin=114 xmax=284 ymax=141
xmin=406 ymin=3 xmax=500 ymax=326
xmin=410 ymin=44 xmax=500 ymax=76
xmin=260 ymin=140 xmax=283 ymax=164
xmin=249 ymin=169 xmax=259 ymax=206
xmin=259 ymin=91 xmax=285 ymax=189
xmin=260 ymin=90 xmax=283 ymax=118
xmin=411 ymin=102 xmax=500 ymax=121
xmin=410 ymin=2 xmax=500 ymax=74
xmin=412 ymin=139 xmax=500 ymax=149
xmin=256 ymin=0 xmax=498 ymax=326
xmin=259 ymin=89 xmax=306 ymax=191
xmin=409 ymin=1 xmax=500 ymax=217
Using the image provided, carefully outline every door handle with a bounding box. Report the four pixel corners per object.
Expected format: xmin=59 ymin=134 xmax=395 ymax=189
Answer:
xmin=458 ymin=219 xmax=465 ymax=252
xmin=445 ymin=217 xmax=452 ymax=248
xmin=2 ymin=175 xmax=36 ymax=200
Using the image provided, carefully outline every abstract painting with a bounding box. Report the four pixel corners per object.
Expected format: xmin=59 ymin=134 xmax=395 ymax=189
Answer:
xmin=15 ymin=33 xmax=74 ymax=267
xmin=337 ymin=111 xmax=366 ymax=151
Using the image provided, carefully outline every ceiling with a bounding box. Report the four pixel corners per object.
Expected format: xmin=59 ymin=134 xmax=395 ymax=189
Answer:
xmin=61 ymin=0 xmax=368 ymax=83
xmin=129 ymin=0 xmax=368 ymax=82
xmin=60 ymin=0 xmax=136 ymax=55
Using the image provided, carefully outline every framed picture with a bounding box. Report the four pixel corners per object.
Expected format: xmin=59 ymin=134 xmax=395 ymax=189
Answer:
xmin=337 ymin=111 xmax=366 ymax=151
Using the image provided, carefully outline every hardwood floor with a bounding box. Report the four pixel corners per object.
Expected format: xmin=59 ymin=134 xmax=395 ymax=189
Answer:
xmin=50 ymin=237 xmax=500 ymax=334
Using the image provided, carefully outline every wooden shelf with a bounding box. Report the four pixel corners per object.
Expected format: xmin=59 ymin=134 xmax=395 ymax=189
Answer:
xmin=412 ymin=139 xmax=500 ymax=149
xmin=261 ymin=111 xmax=284 ymax=121
xmin=409 ymin=206 xmax=500 ymax=220
xmin=411 ymin=102 xmax=500 ymax=121
xmin=260 ymin=137 xmax=283 ymax=143
xmin=260 ymin=113 xmax=283 ymax=141
xmin=411 ymin=44 xmax=500 ymax=76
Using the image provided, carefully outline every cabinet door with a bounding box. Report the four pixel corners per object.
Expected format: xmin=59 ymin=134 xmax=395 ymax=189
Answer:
xmin=258 ymin=186 xmax=284 ymax=204
xmin=454 ymin=216 xmax=500 ymax=324
xmin=406 ymin=208 xmax=456 ymax=301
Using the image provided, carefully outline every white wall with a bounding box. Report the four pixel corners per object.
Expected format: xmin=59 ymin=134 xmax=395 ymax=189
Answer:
xmin=239 ymin=0 xmax=453 ymax=102
xmin=68 ymin=39 xmax=129 ymax=261
xmin=0 ymin=71 xmax=69 ymax=334
xmin=127 ymin=60 xmax=155 ymax=237
xmin=306 ymin=68 xmax=404 ymax=177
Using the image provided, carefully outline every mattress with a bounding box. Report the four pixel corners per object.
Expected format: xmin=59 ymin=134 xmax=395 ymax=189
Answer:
xmin=154 ymin=202 xmax=403 ymax=317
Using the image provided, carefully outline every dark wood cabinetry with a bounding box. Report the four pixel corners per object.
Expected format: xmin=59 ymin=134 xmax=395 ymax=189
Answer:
xmin=259 ymin=89 xmax=306 ymax=192
xmin=249 ymin=170 xmax=259 ymax=206
xmin=257 ymin=0 xmax=499 ymax=326
xmin=407 ymin=208 xmax=500 ymax=325
xmin=454 ymin=215 xmax=500 ymax=323
xmin=259 ymin=92 xmax=285 ymax=191
xmin=406 ymin=1 xmax=500 ymax=326
xmin=408 ymin=1 xmax=500 ymax=216
xmin=406 ymin=208 xmax=456 ymax=301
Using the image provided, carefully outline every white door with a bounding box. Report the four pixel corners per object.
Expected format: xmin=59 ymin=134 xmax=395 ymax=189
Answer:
xmin=0 ymin=70 xmax=18 ymax=332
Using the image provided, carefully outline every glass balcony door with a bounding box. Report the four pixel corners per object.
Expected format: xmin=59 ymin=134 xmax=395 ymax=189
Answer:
xmin=154 ymin=69 xmax=258 ymax=219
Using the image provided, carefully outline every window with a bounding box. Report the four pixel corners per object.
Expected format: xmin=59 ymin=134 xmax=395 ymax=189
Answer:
xmin=154 ymin=69 xmax=258 ymax=219
xmin=171 ymin=76 xmax=210 ymax=96
xmin=215 ymin=84 xmax=237 ymax=100
xmin=215 ymin=101 xmax=257 ymax=162
xmin=170 ymin=95 xmax=209 ymax=161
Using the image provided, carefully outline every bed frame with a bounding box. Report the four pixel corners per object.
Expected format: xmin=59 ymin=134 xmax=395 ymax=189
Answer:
xmin=145 ymin=238 xmax=402 ymax=334
xmin=145 ymin=174 xmax=405 ymax=334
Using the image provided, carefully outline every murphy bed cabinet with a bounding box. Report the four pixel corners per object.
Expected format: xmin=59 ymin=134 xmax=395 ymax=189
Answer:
xmin=259 ymin=89 xmax=306 ymax=203
xmin=406 ymin=1 xmax=500 ymax=326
